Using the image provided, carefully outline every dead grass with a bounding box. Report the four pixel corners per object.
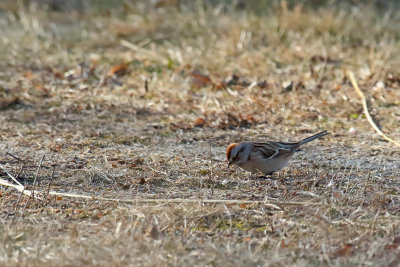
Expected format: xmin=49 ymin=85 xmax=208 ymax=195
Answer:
xmin=1 ymin=1 xmax=400 ymax=266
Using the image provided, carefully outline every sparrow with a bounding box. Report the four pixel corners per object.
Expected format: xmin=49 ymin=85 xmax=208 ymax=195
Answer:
xmin=226 ymin=131 xmax=328 ymax=175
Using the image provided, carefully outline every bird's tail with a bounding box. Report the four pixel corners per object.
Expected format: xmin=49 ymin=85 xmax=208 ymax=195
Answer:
xmin=298 ymin=131 xmax=329 ymax=146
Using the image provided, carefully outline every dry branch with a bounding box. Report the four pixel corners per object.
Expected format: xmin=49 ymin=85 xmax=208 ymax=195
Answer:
xmin=0 ymin=177 xmax=318 ymax=208
xmin=31 ymin=155 xmax=45 ymax=199
xmin=0 ymin=178 xmax=33 ymax=197
xmin=347 ymin=70 xmax=400 ymax=147
xmin=0 ymin=164 xmax=23 ymax=187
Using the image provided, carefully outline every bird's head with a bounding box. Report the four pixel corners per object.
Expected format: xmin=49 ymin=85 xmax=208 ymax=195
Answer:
xmin=226 ymin=143 xmax=239 ymax=167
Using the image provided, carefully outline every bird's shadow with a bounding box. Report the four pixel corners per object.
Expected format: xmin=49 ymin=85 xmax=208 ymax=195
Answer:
xmin=250 ymin=172 xmax=296 ymax=182
xmin=251 ymin=173 xmax=278 ymax=180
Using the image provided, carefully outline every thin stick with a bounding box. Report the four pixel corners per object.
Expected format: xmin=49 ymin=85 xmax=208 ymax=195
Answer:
xmin=15 ymin=163 xmax=25 ymax=180
xmin=43 ymin=164 xmax=57 ymax=205
xmin=21 ymin=155 xmax=45 ymax=213
xmin=0 ymin=177 xmax=304 ymax=207
xmin=0 ymin=178 xmax=31 ymax=196
xmin=0 ymin=178 xmax=316 ymax=208
xmin=13 ymin=190 xmax=25 ymax=215
xmin=93 ymin=73 xmax=106 ymax=96
xmin=208 ymin=141 xmax=215 ymax=197
xmin=347 ymin=71 xmax=400 ymax=147
xmin=31 ymin=155 xmax=45 ymax=199
xmin=0 ymin=164 xmax=23 ymax=187
xmin=6 ymin=152 xmax=24 ymax=162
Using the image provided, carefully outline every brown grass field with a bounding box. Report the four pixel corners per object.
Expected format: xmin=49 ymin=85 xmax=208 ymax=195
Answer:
xmin=1 ymin=0 xmax=400 ymax=266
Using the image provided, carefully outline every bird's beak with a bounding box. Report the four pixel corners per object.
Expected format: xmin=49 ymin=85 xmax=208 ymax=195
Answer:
xmin=228 ymin=161 xmax=232 ymax=168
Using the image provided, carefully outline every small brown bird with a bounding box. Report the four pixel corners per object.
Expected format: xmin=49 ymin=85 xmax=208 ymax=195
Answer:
xmin=226 ymin=131 xmax=328 ymax=175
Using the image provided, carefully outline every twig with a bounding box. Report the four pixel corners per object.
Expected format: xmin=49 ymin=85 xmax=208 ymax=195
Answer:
xmin=0 ymin=178 xmax=31 ymax=196
xmin=208 ymin=141 xmax=215 ymax=197
xmin=93 ymin=73 xmax=106 ymax=96
xmin=144 ymin=79 xmax=148 ymax=93
xmin=8 ymin=152 xmax=29 ymax=214
xmin=21 ymin=155 xmax=45 ymax=213
xmin=1 ymin=176 xmax=319 ymax=208
xmin=31 ymin=155 xmax=45 ymax=199
xmin=43 ymin=164 xmax=57 ymax=205
xmin=347 ymin=71 xmax=400 ymax=147
xmin=8 ymin=151 xmax=27 ymax=180
xmin=14 ymin=163 xmax=25 ymax=180
xmin=6 ymin=152 xmax=24 ymax=162
xmin=0 ymin=164 xmax=23 ymax=187
xmin=13 ymin=190 xmax=25 ymax=215
xmin=371 ymin=208 xmax=381 ymax=233
xmin=0 ymin=180 xmax=315 ymax=208
xmin=120 ymin=39 xmax=157 ymax=59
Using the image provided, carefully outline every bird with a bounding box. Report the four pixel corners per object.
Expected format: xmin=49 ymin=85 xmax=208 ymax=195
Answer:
xmin=226 ymin=131 xmax=328 ymax=175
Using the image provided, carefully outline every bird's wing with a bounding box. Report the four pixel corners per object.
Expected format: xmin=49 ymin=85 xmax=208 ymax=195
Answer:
xmin=252 ymin=142 xmax=293 ymax=160
xmin=275 ymin=141 xmax=301 ymax=150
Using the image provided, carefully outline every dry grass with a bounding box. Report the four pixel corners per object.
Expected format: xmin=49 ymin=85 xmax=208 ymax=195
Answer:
xmin=1 ymin=1 xmax=400 ymax=266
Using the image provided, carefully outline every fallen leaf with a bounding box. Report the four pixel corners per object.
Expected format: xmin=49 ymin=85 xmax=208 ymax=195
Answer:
xmin=386 ymin=236 xmax=400 ymax=250
xmin=190 ymin=71 xmax=213 ymax=88
xmin=108 ymin=63 xmax=130 ymax=77
xmin=94 ymin=212 xmax=104 ymax=219
xmin=280 ymin=239 xmax=289 ymax=249
xmin=194 ymin=118 xmax=206 ymax=127
xmin=35 ymin=85 xmax=49 ymax=96
xmin=239 ymin=203 xmax=248 ymax=209
xmin=332 ymin=84 xmax=342 ymax=91
xmin=90 ymin=57 xmax=99 ymax=74
xmin=335 ymin=244 xmax=354 ymax=256
xmin=333 ymin=192 xmax=342 ymax=198
xmin=22 ymin=71 xmax=34 ymax=79
xmin=54 ymin=71 xmax=64 ymax=79
xmin=50 ymin=144 xmax=61 ymax=152
xmin=244 ymin=236 xmax=251 ymax=242
xmin=246 ymin=115 xmax=257 ymax=123
xmin=213 ymin=82 xmax=226 ymax=90
xmin=385 ymin=244 xmax=399 ymax=250
xmin=170 ymin=121 xmax=190 ymax=130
